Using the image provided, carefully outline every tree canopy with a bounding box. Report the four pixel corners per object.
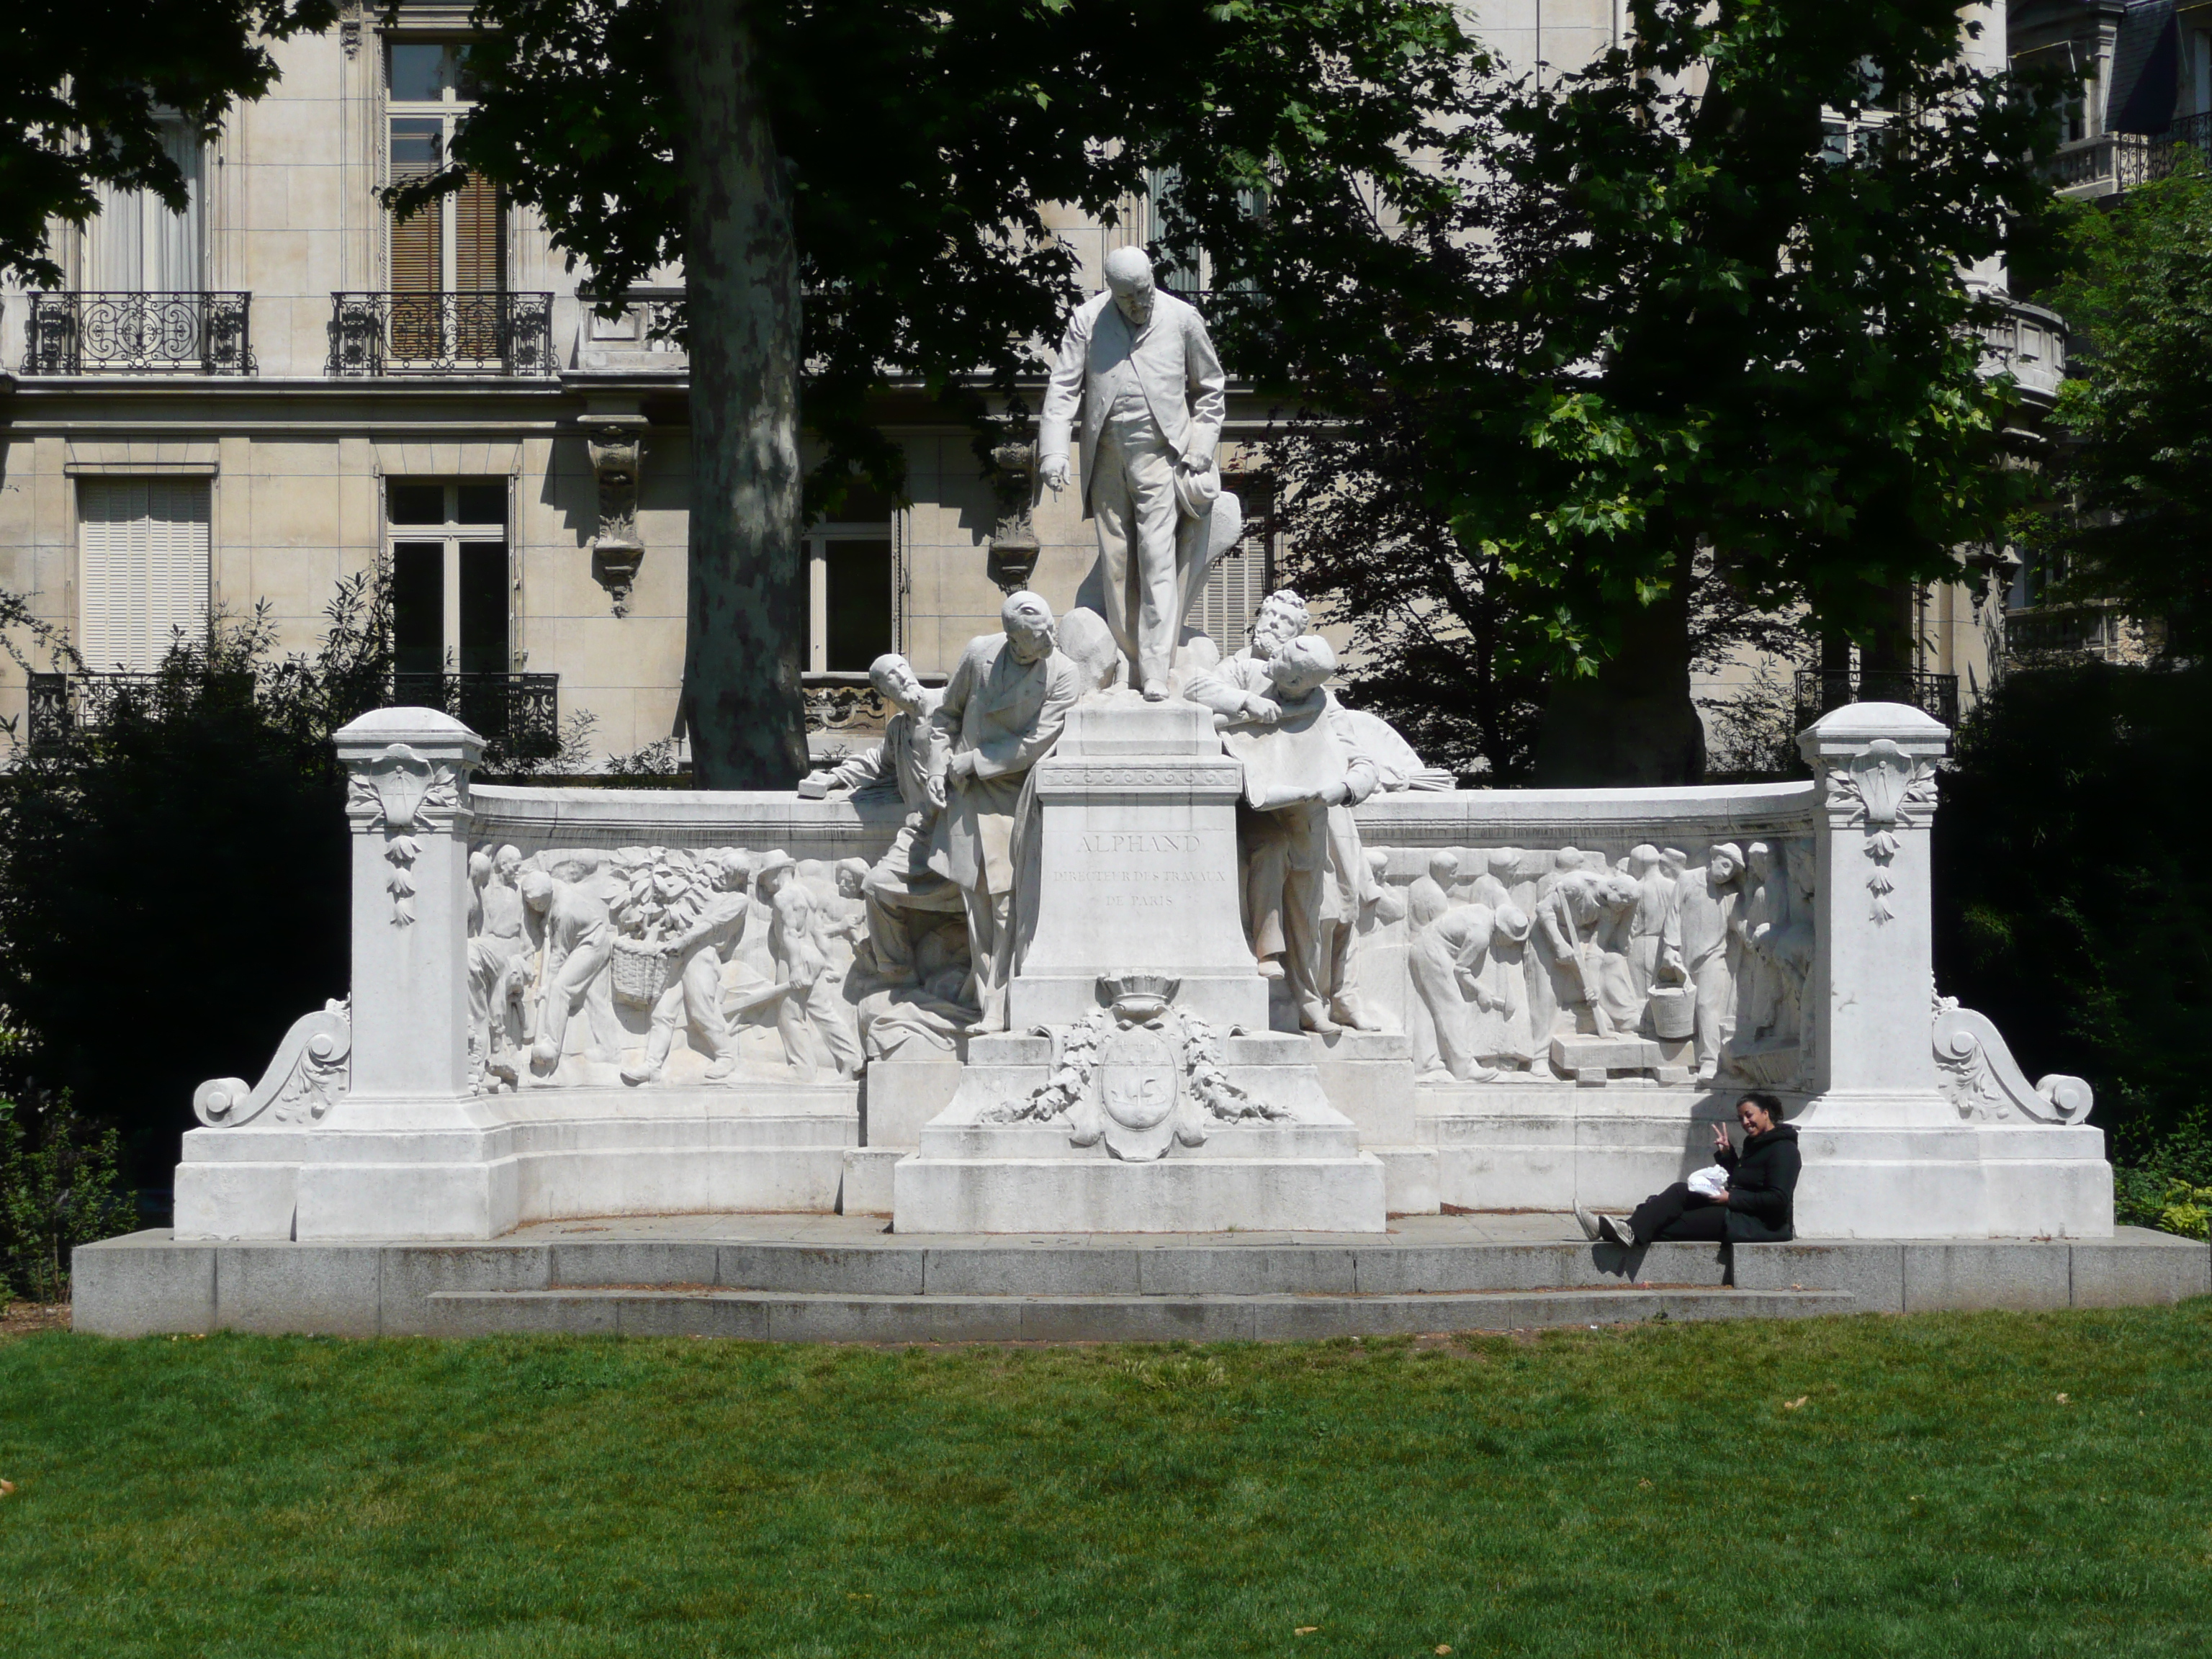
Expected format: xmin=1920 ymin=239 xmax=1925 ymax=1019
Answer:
xmin=1 ymin=0 xmax=338 ymax=288
xmin=405 ymin=0 xmax=1487 ymax=784
xmin=1274 ymin=0 xmax=2063 ymax=781
xmin=2037 ymin=156 xmax=2212 ymax=656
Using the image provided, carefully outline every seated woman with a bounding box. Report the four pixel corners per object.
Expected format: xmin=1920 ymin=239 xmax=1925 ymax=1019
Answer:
xmin=1576 ymin=1092 xmax=1799 ymax=1246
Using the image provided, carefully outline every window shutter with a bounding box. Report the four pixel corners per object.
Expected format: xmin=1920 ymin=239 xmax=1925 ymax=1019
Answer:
xmin=454 ymin=170 xmax=503 ymax=294
xmin=1192 ymin=488 xmax=1273 ymax=652
xmin=78 ymin=479 xmax=212 ymax=672
xmin=388 ymin=118 xmax=444 ymax=295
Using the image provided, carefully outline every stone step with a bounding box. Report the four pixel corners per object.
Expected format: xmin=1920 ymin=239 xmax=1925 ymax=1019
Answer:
xmin=71 ymin=1225 xmax=2209 ymax=1337
xmin=562 ymin=1236 xmax=1742 ymax=1295
xmin=422 ymin=1284 xmax=1857 ymax=1341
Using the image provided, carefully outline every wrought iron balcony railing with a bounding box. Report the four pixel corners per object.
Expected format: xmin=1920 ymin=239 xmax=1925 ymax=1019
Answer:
xmin=22 ymin=292 xmax=253 ymax=374
xmin=326 ymin=292 xmax=555 ymax=377
xmin=1793 ymin=669 xmax=1959 ymax=733
xmin=27 ymin=669 xmax=559 ymax=760
xmin=25 ymin=669 xmax=255 ymax=747
xmin=392 ymin=671 xmax=562 ymax=759
xmin=2047 ymin=117 xmax=2212 ymax=195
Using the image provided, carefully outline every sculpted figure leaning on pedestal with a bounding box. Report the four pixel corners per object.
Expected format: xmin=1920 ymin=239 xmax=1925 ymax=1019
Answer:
xmin=928 ymin=592 xmax=1080 ymax=1032
xmin=1038 ymin=246 xmax=1228 ymax=699
xmin=801 ymin=652 xmax=963 ymax=985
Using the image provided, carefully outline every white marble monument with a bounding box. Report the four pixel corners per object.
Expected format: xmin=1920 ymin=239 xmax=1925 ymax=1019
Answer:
xmin=168 ymin=295 xmax=2108 ymax=1241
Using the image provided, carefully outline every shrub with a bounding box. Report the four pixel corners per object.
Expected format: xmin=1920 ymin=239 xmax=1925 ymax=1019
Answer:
xmin=0 ymin=1092 xmax=137 ymax=1305
xmin=0 ymin=585 xmax=379 ymax=1186
xmin=1933 ymin=660 xmax=2212 ymax=1154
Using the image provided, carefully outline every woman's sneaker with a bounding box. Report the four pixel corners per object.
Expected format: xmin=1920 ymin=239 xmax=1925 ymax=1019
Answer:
xmin=1599 ymin=1215 xmax=1637 ymax=1247
xmin=1574 ymin=1205 xmax=1602 ymax=1242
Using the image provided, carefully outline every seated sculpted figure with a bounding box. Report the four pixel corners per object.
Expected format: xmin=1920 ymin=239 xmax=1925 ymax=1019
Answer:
xmin=804 ymin=652 xmax=963 ymax=986
xmin=927 ymin=591 xmax=1080 ymax=1032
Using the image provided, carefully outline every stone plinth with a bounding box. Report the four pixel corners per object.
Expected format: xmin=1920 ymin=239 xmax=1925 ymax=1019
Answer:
xmin=891 ymin=1031 xmax=1388 ymax=1233
xmin=1008 ymin=696 xmax=1269 ymax=1032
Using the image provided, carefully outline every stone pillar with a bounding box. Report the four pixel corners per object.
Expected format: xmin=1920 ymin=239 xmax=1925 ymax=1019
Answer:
xmin=1008 ymin=697 xmax=1269 ymax=1032
xmin=1798 ymin=700 xmax=1948 ymax=1110
xmin=335 ymin=707 xmax=483 ymax=1102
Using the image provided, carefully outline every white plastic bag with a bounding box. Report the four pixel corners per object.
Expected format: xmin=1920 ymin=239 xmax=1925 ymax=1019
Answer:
xmin=1687 ymin=1164 xmax=1730 ymax=1198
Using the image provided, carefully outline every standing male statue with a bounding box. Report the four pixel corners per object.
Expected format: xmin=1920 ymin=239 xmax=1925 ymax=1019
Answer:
xmin=929 ymin=591 xmax=1080 ymax=1030
xmin=1038 ymin=246 xmax=1228 ymax=698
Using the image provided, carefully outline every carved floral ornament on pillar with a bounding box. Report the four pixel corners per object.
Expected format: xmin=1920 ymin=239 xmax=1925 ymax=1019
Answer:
xmin=346 ymin=743 xmax=465 ymax=926
xmin=1822 ymin=737 xmax=1938 ymax=923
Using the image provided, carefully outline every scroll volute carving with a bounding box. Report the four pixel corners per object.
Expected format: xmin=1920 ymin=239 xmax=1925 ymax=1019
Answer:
xmin=585 ymin=413 xmax=649 ymax=616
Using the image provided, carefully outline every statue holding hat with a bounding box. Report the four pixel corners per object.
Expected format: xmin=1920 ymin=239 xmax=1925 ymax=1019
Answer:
xmin=1038 ymin=246 xmax=1233 ymax=698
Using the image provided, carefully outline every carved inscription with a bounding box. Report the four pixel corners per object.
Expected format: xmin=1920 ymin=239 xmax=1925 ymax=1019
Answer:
xmin=1060 ymin=832 xmax=1231 ymax=909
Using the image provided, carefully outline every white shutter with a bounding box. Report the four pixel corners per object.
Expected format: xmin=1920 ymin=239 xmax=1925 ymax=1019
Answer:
xmin=1192 ymin=519 xmax=1272 ymax=652
xmin=78 ymin=479 xmax=212 ymax=671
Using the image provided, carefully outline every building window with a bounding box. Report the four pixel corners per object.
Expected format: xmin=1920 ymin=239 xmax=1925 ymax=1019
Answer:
xmin=77 ymin=478 xmax=211 ymax=670
xmin=386 ymin=42 xmax=503 ymax=301
xmin=84 ymin=120 xmax=202 ymax=291
xmin=1189 ymin=480 xmax=1275 ymax=653
xmin=806 ymin=528 xmax=894 ymax=673
xmin=388 ymin=480 xmax=509 ymax=676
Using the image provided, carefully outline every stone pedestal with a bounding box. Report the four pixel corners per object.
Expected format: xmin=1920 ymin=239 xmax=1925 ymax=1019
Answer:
xmin=1794 ymin=703 xmax=2110 ymax=1238
xmin=1008 ymin=696 xmax=1269 ymax=1032
xmin=892 ymin=1034 xmax=1385 ymax=1233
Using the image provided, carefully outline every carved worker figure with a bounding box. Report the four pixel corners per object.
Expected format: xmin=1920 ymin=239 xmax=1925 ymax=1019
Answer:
xmin=755 ymin=852 xmax=866 ymax=1081
xmin=1038 ymin=246 xmax=1228 ymax=698
xmin=929 ymin=591 xmax=1080 ymax=1030
xmin=1625 ymin=843 xmax=1677 ymax=996
xmin=621 ymin=849 xmax=752 ymax=1086
xmin=523 ymin=857 xmax=628 ymax=1073
xmin=1660 ymin=842 xmax=1746 ymax=1081
xmin=1408 ymin=902 xmax=1502 ymax=1083
xmin=806 ymin=652 xmax=962 ymax=984
xmin=467 ymin=843 xmax=534 ymax=1084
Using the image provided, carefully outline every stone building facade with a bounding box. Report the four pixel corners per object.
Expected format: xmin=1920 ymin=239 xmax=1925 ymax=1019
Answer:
xmin=0 ymin=0 xmax=2064 ymax=768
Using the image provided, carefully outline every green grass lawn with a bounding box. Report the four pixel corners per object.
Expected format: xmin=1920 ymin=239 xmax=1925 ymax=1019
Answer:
xmin=2 ymin=1305 xmax=2209 ymax=1657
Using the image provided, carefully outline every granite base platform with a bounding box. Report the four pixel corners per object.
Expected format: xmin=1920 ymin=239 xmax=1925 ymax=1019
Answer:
xmin=73 ymin=1213 xmax=2206 ymax=1341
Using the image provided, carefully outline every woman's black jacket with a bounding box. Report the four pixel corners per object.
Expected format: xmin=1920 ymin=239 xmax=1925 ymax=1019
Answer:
xmin=1716 ymin=1123 xmax=1800 ymax=1243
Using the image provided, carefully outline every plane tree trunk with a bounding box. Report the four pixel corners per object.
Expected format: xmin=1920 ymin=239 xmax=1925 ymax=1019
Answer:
xmin=667 ymin=0 xmax=806 ymax=787
xmin=1528 ymin=539 xmax=1707 ymax=786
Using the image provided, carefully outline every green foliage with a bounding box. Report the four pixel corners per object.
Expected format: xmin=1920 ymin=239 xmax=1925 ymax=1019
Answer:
xmin=1274 ymin=0 xmax=2061 ymax=778
xmin=0 ymin=1094 xmax=136 ymax=1305
xmin=1 ymin=0 xmax=338 ymax=286
xmin=1932 ymin=662 xmax=2212 ymax=1148
xmin=414 ymin=0 xmax=1486 ymax=510
xmin=0 ymin=585 xmax=387 ymax=1184
xmin=2040 ymin=156 xmax=2212 ymax=654
xmin=2113 ymin=1109 xmax=2212 ymax=1239
xmin=6 ymin=1309 xmax=2212 ymax=1654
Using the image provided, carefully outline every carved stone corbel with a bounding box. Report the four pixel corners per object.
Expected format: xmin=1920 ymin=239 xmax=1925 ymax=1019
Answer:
xmin=584 ymin=411 xmax=649 ymax=615
xmin=989 ymin=439 xmax=1040 ymax=592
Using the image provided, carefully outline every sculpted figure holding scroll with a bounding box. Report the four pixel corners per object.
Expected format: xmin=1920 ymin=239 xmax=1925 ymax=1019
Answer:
xmin=1210 ymin=633 xmax=1380 ymax=1033
xmin=929 ymin=591 xmax=1080 ymax=1031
